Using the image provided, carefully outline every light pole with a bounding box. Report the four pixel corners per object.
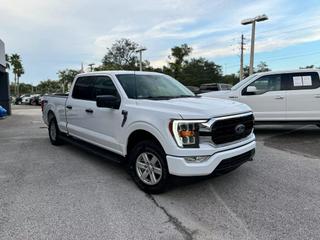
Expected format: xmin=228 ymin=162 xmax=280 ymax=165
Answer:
xmin=136 ymin=47 xmax=147 ymax=71
xmin=88 ymin=63 xmax=95 ymax=72
xmin=241 ymin=14 xmax=268 ymax=75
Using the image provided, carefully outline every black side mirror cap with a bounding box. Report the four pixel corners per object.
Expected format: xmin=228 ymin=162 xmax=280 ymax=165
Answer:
xmin=96 ymin=95 xmax=121 ymax=109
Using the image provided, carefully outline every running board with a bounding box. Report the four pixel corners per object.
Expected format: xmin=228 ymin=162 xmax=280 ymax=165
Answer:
xmin=59 ymin=135 xmax=125 ymax=164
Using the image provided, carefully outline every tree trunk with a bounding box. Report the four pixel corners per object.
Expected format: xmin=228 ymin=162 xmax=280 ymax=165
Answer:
xmin=17 ymin=76 xmax=20 ymax=97
xmin=14 ymin=74 xmax=17 ymax=96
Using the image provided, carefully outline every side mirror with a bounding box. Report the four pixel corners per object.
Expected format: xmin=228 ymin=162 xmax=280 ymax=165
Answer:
xmin=246 ymin=86 xmax=257 ymax=93
xmin=96 ymin=95 xmax=121 ymax=109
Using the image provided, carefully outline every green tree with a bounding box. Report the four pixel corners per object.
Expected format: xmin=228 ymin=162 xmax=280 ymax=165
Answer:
xmin=9 ymin=54 xmax=24 ymax=96
xmin=100 ymin=38 xmax=140 ymax=70
xmin=181 ymin=57 xmax=222 ymax=86
xmin=36 ymin=79 xmax=62 ymax=94
xmin=256 ymin=61 xmax=271 ymax=73
xmin=58 ymin=69 xmax=80 ymax=93
xmin=167 ymin=44 xmax=192 ymax=80
xmin=299 ymin=65 xmax=320 ymax=69
xmin=5 ymin=54 xmax=10 ymax=69
xmin=222 ymin=74 xmax=239 ymax=85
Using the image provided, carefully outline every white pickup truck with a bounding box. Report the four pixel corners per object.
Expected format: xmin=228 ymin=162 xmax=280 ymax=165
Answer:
xmin=202 ymin=69 xmax=320 ymax=126
xmin=42 ymin=71 xmax=256 ymax=193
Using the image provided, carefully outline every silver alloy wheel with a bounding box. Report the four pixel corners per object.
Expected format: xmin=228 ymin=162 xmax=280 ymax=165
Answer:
xmin=50 ymin=121 xmax=57 ymax=141
xmin=135 ymin=152 xmax=163 ymax=185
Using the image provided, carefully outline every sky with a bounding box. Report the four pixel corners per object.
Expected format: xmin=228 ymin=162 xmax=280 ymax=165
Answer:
xmin=1 ymin=0 xmax=320 ymax=85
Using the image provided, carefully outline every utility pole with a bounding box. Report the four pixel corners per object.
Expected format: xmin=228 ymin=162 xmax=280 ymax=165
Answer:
xmin=240 ymin=34 xmax=245 ymax=80
xmin=241 ymin=14 xmax=268 ymax=75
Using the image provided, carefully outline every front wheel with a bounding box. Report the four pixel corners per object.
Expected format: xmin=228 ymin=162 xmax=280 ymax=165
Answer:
xmin=128 ymin=141 xmax=169 ymax=194
xmin=48 ymin=117 xmax=63 ymax=146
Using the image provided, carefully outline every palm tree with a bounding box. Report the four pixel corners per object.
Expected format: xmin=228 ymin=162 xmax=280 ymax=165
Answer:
xmin=9 ymin=54 xmax=24 ymax=96
xmin=16 ymin=64 xmax=25 ymax=96
xmin=5 ymin=54 xmax=10 ymax=70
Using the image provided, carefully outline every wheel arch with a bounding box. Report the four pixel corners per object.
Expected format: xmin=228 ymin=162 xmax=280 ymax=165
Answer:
xmin=126 ymin=129 xmax=165 ymax=157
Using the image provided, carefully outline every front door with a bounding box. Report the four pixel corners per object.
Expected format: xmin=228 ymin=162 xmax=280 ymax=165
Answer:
xmin=239 ymin=74 xmax=286 ymax=121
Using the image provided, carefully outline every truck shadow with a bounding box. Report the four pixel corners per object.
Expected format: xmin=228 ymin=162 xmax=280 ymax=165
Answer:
xmin=254 ymin=125 xmax=320 ymax=159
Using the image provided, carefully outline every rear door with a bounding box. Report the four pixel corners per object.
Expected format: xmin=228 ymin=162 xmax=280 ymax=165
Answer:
xmin=65 ymin=76 xmax=95 ymax=140
xmin=284 ymin=72 xmax=320 ymax=121
xmin=66 ymin=75 xmax=123 ymax=154
xmin=239 ymin=74 xmax=287 ymax=121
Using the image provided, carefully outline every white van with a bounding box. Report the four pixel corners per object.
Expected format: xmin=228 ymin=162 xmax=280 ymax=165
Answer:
xmin=202 ymin=70 xmax=320 ymax=126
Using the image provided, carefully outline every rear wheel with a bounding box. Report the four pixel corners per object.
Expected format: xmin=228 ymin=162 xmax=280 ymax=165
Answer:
xmin=48 ymin=117 xmax=63 ymax=145
xmin=128 ymin=141 xmax=169 ymax=193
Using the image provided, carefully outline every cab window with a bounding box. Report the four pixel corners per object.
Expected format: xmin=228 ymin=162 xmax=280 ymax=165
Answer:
xmin=242 ymin=74 xmax=282 ymax=95
xmin=92 ymin=76 xmax=118 ymax=100
xmin=72 ymin=77 xmax=93 ymax=100
xmin=282 ymin=72 xmax=320 ymax=90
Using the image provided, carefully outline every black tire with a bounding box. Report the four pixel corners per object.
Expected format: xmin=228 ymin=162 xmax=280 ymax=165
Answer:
xmin=128 ymin=140 xmax=169 ymax=194
xmin=48 ymin=117 xmax=63 ymax=146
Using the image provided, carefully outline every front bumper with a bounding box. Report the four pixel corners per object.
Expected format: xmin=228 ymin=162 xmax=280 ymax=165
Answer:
xmin=166 ymin=140 xmax=256 ymax=176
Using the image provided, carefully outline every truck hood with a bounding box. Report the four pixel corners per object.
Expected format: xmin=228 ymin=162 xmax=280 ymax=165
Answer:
xmin=137 ymin=96 xmax=251 ymax=119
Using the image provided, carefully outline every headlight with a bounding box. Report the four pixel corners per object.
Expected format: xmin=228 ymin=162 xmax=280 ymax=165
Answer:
xmin=169 ymin=120 xmax=208 ymax=148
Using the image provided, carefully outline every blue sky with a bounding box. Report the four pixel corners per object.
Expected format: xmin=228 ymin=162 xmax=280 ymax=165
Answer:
xmin=1 ymin=0 xmax=320 ymax=85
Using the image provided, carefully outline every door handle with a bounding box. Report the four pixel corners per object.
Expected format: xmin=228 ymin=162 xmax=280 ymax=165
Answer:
xmin=315 ymin=95 xmax=320 ymax=98
xmin=85 ymin=108 xmax=94 ymax=113
xmin=66 ymin=105 xmax=72 ymax=109
xmin=229 ymin=96 xmax=238 ymax=99
xmin=275 ymin=96 xmax=284 ymax=100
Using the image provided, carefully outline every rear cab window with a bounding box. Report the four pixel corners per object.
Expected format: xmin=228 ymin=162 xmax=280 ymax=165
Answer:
xmin=72 ymin=75 xmax=119 ymax=101
xmin=282 ymin=72 xmax=320 ymax=90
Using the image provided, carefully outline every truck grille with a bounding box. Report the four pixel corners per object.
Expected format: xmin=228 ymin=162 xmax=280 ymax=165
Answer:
xmin=200 ymin=113 xmax=254 ymax=145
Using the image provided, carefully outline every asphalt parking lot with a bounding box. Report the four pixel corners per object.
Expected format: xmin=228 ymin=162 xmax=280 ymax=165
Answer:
xmin=0 ymin=105 xmax=319 ymax=240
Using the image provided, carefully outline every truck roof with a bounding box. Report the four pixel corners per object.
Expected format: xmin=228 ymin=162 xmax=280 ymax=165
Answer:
xmin=76 ymin=70 xmax=164 ymax=78
xmin=253 ymin=69 xmax=320 ymax=77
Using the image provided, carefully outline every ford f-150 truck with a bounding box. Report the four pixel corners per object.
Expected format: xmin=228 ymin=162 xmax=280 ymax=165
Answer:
xmin=42 ymin=71 xmax=256 ymax=193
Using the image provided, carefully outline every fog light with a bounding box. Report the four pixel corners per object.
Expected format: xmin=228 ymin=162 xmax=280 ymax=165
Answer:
xmin=184 ymin=156 xmax=210 ymax=163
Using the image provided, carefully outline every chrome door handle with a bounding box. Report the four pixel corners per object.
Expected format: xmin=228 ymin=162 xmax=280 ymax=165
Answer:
xmin=85 ymin=108 xmax=94 ymax=113
xmin=275 ymin=96 xmax=284 ymax=100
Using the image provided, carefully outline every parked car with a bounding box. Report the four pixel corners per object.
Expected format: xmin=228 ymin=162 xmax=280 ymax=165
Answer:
xmin=14 ymin=95 xmax=23 ymax=105
xmin=199 ymin=83 xmax=232 ymax=93
xmin=30 ymin=94 xmax=42 ymax=105
xmin=21 ymin=94 xmax=33 ymax=104
xmin=186 ymin=86 xmax=201 ymax=94
xmin=202 ymin=69 xmax=320 ymax=127
xmin=42 ymin=71 xmax=256 ymax=193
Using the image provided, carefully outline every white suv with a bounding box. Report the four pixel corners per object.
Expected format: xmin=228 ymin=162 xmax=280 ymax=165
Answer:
xmin=202 ymin=69 xmax=320 ymax=126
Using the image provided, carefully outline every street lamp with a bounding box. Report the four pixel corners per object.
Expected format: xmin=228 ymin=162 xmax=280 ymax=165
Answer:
xmin=136 ymin=47 xmax=147 ymax=71
xmin=241 ymin=14 xmax=268 ymax=75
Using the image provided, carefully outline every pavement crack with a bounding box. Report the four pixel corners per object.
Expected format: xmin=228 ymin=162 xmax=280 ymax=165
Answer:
xmin=146 ymin=194 xmax=194 ymax=240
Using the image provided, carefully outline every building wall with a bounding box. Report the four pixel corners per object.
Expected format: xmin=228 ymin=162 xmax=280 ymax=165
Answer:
xmin=0 ymin=39 xmax=11 ymax=115
xmin=0 ymin=39 xmax=5 ymax=70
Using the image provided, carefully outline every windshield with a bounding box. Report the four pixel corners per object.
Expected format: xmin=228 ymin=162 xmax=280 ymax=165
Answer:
xmin=116 ymin=74 xmax=195 ymax=99
xmin=231 ymin=74 xmax=258 ymax=90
